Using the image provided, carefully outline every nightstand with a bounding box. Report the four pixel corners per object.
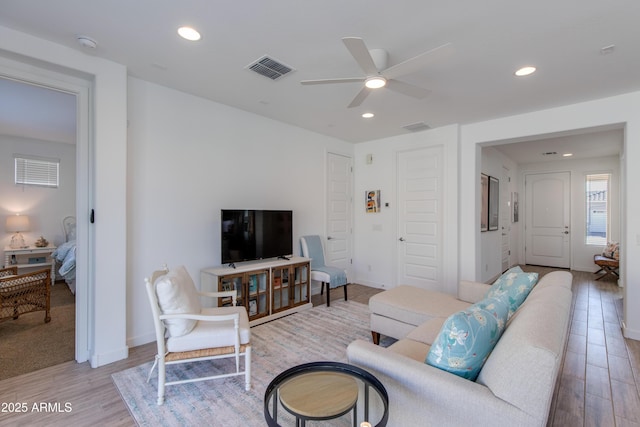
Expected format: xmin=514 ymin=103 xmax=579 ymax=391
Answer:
xmin=4 ymin=245 xmax=57 ymax=278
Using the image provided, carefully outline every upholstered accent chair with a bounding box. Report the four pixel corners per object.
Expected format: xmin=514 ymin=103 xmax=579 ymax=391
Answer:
xmin=300 ymin=235 xmax=348 ymax=307
xmin=145 ymin=265 xmax=251 ymax=405
xmin=0 ymin=266 xmax=51 ymax=323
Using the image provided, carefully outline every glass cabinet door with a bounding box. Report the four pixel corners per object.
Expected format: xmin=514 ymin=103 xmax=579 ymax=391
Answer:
xmin=218 ymin=273 xmax=244 ymax=307
xmin=247 ymin=269 xmax=269 ymax=320
xmin=291 ymin=262 xmax=310 ymax=305
xmin=271 ymin=266 xmax=291 ymax=313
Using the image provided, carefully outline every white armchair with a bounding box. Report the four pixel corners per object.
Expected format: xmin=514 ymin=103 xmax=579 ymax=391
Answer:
xmin=145 ymin=265 xmax=251 ymax=405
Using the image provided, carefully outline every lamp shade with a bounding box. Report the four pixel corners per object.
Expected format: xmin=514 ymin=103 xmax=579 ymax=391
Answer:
xmin=6 ymin=215 xmax=30 ymax=232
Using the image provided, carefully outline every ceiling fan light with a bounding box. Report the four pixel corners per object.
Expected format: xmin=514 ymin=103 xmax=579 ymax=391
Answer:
xmin=365 ymin=76 xmax=386 ymax=89
xmin=178 ymin=26 xmax=201 ymax=41
xmin=515 ymin=66 xmax=536 ymax=77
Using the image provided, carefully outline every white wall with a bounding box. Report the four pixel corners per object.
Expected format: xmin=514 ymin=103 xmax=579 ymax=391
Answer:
xmin=460 ymin=91 xmax=640 ymax=340
xmin=0 ymin=136 xmax=76 ymax=249
xmin=353 ymin=125 xmax=459 ymax=295
xmin=479 ymin=147 xmax=518 ymax=282
xmin=516 ymin=156 xmax=620 ymax=272
xmin=126 ymin=78 xmax=353 ymax=346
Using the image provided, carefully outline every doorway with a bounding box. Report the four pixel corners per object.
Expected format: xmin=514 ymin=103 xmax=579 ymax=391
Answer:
xmin=325 ymin=152 xmax=353 ymax=280
xmin=0 ymin=57 xmax=91 ymax=367
xmin=396 ymin=146 xmax=444 ymax=290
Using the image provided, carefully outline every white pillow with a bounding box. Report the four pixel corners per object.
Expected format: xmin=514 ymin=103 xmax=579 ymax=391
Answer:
xmin=154 ymin=265 xmax=201 ymax=337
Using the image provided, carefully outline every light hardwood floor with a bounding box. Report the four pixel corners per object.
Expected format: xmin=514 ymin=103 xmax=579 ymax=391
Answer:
xmin=0 ymin=269 xmax=637 ymax=426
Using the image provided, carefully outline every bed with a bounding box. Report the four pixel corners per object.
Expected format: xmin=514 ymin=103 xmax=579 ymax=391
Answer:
xmin=52 ymin=216 xmax=76 ymax=294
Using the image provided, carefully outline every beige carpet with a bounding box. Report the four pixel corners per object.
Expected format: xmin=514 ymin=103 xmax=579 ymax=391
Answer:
xmin=0 ymin=282 xmax=75 ymax=380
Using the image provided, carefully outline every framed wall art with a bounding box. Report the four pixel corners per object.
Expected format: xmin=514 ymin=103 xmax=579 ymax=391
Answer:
xmin=480 ymin=174 xmax=489 ymax=232
xmin=488 ymin=176 xmax=499 ymax=231
xmin=366 ymin=190 xmax=380 ymax=213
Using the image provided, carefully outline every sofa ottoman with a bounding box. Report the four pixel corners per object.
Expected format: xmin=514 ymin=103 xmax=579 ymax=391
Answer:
xmin=369 ymin=284 xmax=471 ymax=344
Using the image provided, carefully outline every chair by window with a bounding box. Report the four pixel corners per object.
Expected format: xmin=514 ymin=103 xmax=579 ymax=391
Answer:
xmin=0 ymin=267 xmax=51 ymax=323
xmin=145 ymin=265 xmax=251 ymax=405
xmin=300 ymin=235 xmax=348 ymax=307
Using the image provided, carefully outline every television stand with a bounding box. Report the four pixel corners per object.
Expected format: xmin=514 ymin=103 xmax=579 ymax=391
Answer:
xmin=200 ymin=257 xmax=311 ymax=326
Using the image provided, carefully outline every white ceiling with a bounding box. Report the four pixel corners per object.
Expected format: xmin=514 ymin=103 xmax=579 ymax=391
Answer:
xmin=0 ymin=0 xmax=638 ymax=150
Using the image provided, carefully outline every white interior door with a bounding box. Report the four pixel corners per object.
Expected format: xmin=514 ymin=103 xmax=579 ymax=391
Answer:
xmin=326 ymin=152 xmax=353 ymax=280
xmin=397 ymin=146 xmax=443 ymax=290
xmin=501 ymin=166 xmax=511 ymax=272
xmin=525 ymin=171 xmax=571 ymax=268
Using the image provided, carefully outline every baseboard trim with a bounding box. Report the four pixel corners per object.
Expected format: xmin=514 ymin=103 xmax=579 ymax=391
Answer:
xmin=90 ymin=346 xmax=129 ymax=368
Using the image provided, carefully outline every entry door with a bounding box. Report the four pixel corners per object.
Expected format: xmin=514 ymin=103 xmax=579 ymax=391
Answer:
xmin=326 ymin=152 xmax=353 ymax=280
xmin=501 ymin=166 xmax=511 ymax=272
xmin=525 ymin=172 xmax=571 ymax=268
xmin=397 ymin=146 xmax=443 ymax=290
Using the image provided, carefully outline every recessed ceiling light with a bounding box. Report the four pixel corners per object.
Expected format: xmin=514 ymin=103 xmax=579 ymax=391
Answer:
xmin=515 ymin=66 xmax=536 ymax=77
xmin=365 ymin=76 xmax=386 ymax=89
xmin=362 ymin=113 xmax=374 ymax=118
xmin=563 ymin=153 xmax=573 ymax=157
xmin=178 ymin=26 xmax=201 ymax=41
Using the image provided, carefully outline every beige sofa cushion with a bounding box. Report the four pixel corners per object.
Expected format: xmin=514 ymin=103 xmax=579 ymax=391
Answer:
xmin=405 ymin=317 xmax=446 ymax=345
xmin=388 ymin=338 xmax=431 ymax=362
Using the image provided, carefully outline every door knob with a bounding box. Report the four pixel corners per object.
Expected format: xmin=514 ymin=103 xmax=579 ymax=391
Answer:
xmin=399 ymin=237 xmax=405 ymax=241
xmin=327 ymin=236 xmax=333 ymax=240
xmin=563 ymin=231 xmax=569 ymax=234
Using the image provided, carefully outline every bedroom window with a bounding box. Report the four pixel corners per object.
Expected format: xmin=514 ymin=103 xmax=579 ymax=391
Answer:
xmin=14 ymin=155 xmax=60 ymax=188
xmin=585 ymin=173 xmax=610 ymax=245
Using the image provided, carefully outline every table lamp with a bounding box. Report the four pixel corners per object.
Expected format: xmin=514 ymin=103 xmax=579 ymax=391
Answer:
xmin=6 ymin=214 xmax=30 ymax=249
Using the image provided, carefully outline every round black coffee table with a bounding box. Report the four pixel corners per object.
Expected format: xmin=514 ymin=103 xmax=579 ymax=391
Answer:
xmin=264 ymin=361 xmax=388 ymax=427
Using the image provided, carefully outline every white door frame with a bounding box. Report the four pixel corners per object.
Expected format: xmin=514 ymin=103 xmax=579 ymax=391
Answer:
xmin=0 ymin=58 xmax=92 ymax=363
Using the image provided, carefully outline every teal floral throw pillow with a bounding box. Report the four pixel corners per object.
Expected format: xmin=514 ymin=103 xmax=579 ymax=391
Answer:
xmin=485 ymin=267 xmax=538 ymax=318
xmin=426 ymin=296 xmax=509 ymax=380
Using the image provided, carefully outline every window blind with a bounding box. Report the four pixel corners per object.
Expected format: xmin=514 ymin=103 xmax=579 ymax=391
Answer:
xmin=14 ymin=155 xmax=60 ymax=188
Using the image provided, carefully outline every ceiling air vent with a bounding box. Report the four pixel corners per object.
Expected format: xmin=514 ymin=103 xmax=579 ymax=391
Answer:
xmin=402 ymin=121 xmax=431 ymax=132
xmin=246 ymin=55 xmax=294 ymax=80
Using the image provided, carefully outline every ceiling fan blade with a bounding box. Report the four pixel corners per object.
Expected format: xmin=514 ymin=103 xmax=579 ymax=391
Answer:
xmin=347 ymin=87 xmax=370 ymax=108
xmin=342 ymin=37 xmax=379 ymax=75
xmin=383 ymin=43 xmax=452 ymax=79
xmin=300 ymin=77 xmax=365 ymax=85
xmin=386 ymin=79 xmax=431 ymax=99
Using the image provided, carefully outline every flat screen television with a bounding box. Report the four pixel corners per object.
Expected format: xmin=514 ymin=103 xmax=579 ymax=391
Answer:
xmin=221 ymin=209 xmax=293 ymax=265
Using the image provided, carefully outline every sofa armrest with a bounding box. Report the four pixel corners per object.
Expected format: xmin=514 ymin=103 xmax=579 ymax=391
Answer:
xmin=347 ymin=339 xmax=535 ymax=426
xmin=457 ymin=280 xmax=491 ymax=303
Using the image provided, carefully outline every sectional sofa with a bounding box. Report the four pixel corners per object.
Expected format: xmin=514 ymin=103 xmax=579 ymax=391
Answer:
xmin=347 ymin=269 xmax=573 ymax=426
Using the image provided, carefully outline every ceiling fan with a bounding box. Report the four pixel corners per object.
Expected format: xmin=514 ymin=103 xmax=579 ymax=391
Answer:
xmin=301 ymin=37 xmax=451 ymax=108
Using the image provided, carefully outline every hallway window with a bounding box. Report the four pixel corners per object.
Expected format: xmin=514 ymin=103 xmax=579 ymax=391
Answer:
xmin=14 ymin=155 xmax=59 ymax=188
xmin=585 ymin=173 xmax=609 ymax=245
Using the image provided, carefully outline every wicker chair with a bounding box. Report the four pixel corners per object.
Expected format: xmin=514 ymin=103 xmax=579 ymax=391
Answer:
xmin=0 ymin=266 xmax=51 ymax=323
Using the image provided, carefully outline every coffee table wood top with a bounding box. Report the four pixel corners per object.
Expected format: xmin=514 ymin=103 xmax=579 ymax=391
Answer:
xmin=279 ymin=371 xmax=358 ymax=418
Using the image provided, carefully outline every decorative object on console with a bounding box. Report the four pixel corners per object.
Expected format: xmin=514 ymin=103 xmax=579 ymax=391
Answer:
xmin=34 ymin=236 xmax=49 ymax=247
xmin=6 ymin=214 xmax=30 ymax=249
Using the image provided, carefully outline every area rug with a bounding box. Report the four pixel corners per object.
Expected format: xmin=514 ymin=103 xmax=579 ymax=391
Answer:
xmin=112 ymin=300 xmax=391 ymax=426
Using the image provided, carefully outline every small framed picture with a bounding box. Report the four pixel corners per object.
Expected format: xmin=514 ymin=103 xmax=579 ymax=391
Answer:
xmin=366 ymin=190 xmax=380 ymax=213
